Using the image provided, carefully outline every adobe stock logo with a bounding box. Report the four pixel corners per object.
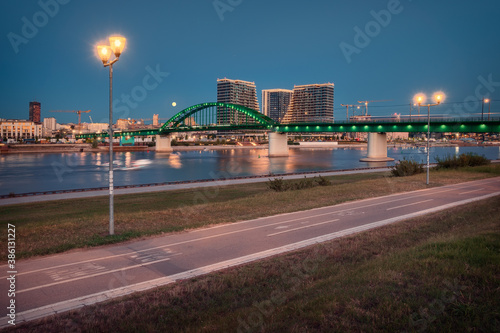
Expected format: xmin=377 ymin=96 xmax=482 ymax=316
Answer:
xmin=97 ymin=64 xmax=170 ymax=123
xmin=442 ymin=73 xmax=500 ymax=118
xmin=213 ymin=0 xmax=243 ymax=22
xmin=339 ymin=0 xmax=405 ymax=64
xmin=7 ymin=0 xmax=71 ymax=54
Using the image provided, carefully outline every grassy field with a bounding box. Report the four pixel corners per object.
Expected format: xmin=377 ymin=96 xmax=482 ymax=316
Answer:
xmin=8 ymin=193 xmax=500 ymax=332
xmin=1 ymin=164 xmax=500 ymax=261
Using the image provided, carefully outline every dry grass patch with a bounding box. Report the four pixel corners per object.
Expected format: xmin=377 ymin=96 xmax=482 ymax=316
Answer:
xmin=8 ymin=197 xmax=499 ymax=332
xmin=1 ymin=165 xmax=499 ymax=260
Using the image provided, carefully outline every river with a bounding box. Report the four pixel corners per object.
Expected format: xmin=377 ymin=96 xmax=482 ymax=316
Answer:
xmin=1 ymin=146 xmax=499 ymax=196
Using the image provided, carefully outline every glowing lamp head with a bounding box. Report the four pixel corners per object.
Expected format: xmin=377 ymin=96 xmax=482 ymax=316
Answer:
xmin=109 ymin=36 xmax=126 ymax=57
xmin=433 ymin=91 xmax=446 ymax=104
xmin=484 ymin=98 xmax=490 ymax=103
xmin=172 ymin=102 xmax=177 ymax=107
xmin=414 ymin=93 xmax=426 ymax=105
xmin=97 ymin=45 xmax=112 ymax=64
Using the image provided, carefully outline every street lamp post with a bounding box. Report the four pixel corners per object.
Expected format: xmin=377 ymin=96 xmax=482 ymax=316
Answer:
xmin=97 ymin=35 xmax=126 ymax=236
xmin=482 ymin=98 xmax=486 ymax=121
xmin=484 ymin=98 xmax=491 ymax=121
xmin=414 ymin=92 xmax=445 ymax=185
xmin=486 ymin=99 xmax=491 ymax=121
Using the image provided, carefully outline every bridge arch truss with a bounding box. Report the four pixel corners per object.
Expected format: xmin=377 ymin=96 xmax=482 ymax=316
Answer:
xmin=159 ymin=102 xmax=276 ymax=133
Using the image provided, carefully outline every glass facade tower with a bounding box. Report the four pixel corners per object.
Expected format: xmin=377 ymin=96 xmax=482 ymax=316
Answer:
xmin=217 ymin=78 xmax=259 ymax=124
xmin=262 ymin=89 xmax=293 ymax=123
xmin=281 ymin=83 xmax=334 ymax=123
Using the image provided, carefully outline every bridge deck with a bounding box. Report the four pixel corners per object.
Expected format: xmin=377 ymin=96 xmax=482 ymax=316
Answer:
xmin=76 ymin=118 xmax=500 ymax=139
xmin=75 ymin=103 xmax=500 ymax=139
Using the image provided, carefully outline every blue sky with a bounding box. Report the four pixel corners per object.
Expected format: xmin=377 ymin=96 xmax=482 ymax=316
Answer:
xmin=1 ymin=0 xmax=499 ymax=123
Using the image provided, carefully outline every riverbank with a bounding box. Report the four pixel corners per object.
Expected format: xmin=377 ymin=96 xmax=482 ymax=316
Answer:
xmin=2 ymin=167 xmax=500 ymax=332
xmin=2 ymin=141 xmax=498 ymax=154
xmin=0 ymin=142 xmax=367 ymax=153
xmin=171 ymin=142 xmax=369 ymax=151
xmin=0 ymin=143 xmax=152 ymax=154
xmin=1 ymin=164 xmax=499 ymax=261
xmin=0 ymin=165 xmax=394 ymax=202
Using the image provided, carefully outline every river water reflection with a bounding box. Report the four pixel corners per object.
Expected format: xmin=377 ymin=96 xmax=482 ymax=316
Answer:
xmin=0 ymin=146 xmax=499 ymax=195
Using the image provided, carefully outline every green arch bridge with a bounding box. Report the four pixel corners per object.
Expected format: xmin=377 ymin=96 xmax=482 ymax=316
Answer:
xmin=76 ymin=102 xmax=500 ymax=140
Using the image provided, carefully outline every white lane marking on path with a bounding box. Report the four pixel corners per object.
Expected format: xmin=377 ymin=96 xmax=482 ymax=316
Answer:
xmin=459 ymin=188 xmax=484 ymax=195
xmin=267 ymin=219 xmax=340 ymax=237
xmin=1 ymin=179 xmax=494 ymax=279
xmin=17 ymin=256 xmax=177 ymax=294
xmin=47 ymin=263 xmax=107 ymax=282
xmin=4 ymin=191 xmax=500 ymax=329
xmin=386 ymin=199 xmax=433 ymax=211
xmin=0 ymin=201 xmax=390 ymax=278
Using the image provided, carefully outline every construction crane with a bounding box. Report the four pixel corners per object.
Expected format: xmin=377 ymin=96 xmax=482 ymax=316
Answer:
xmin=356 ymin=100 xmax=393 ymax=116
xmin=340 ymin=104 xmax=363 ymax=122
xmin=50 ymin=110 xmax=91 ymax=126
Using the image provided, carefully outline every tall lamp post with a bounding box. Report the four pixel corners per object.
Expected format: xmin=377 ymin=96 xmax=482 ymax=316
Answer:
xmin=96 ymin=35 xmax=127 ymax=235
xmin=486 ymin=99 xmax=491 ymax=121
xmin=482 ymin=98 xmax=490 ymax=121
xmin=414 ymin=92 xmax=445 ymax=185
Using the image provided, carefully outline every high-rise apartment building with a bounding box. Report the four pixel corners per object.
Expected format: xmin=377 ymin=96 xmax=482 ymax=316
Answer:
xmin=217 ymin=78 xmax=259 ymax=124
xmin=29 ymin=101 xmax=41 ymax=123
xmin=262 ymin=89 xmax=293 ymax=123
xmin=281 ymin=83 xmax=334 ymax=123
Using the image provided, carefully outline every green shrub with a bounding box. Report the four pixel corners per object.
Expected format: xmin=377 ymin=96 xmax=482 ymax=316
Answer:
xmin=315 ymin=175 xmax=332 ymax=186
xmin=291 ymin=177 xmax=315 ymax=190
xmin=267 ymin=175 xmax=332 ymax=191
xmin=391 ymin=159 xmax=424 ymax=177
xmin=436 ymin=153 xmax=490 ymax=169
xmin=267 ymin=177 xmax=289 ymax=192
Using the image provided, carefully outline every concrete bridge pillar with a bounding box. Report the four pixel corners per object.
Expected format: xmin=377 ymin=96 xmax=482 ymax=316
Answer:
xmin=155 ymin=134 xmax=173 ymax=153
xmin=360 ymin=132 xmax=394 ymax=162
xmin=268 ymin=132 xmax=289 ymax=157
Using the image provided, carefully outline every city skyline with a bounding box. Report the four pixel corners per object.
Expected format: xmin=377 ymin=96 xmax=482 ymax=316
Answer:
xmin=1 ymin=1 xmax=500 ymax=123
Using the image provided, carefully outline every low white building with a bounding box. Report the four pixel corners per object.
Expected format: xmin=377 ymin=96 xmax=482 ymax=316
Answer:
xmin=87 ymin=123 xmax=109 ymax=133
xmin=43 ymin=117 xmax=57 ymax=137
xmin=1 ymin=120 xmax=42 ymax=141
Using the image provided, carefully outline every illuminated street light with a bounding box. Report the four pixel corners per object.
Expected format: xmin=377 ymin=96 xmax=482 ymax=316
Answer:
xmin=96 ymin=35 xmax=127 ymax=236
xmin=414 ymin=91 xmax=446 ymax=185
xmin=482 ymin=98 xmax=491 ymax=121
xmin=413 ymin=93 xmax=426 ymax=117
